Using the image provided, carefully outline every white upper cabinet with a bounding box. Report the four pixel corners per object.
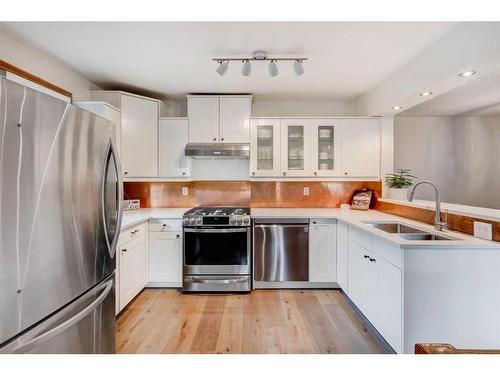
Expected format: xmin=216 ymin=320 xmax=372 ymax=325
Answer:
xmin=280 ymin=119 xmax=311 ymax=177
xmin=310 ymin=119 xmax=341 ymax=177
xmin=219 ymin=97 xmax=252 ymax=143
xmin=250 ymin=118 xmax=281 ymax=177
xmin=341 ymin=118 xmax=380 ymax=178
xmin=187 ymin=95 xmax=252 ymax=144
xmin=187 ymin=96 xmax=219 ymax=143
xmin=159 ymin=118 xmax=190 ymax=178
xmin=90 ymin=91 xmax=159 ymax=178
xmin=309 ymin=219 xmax=337 ymax=282
xmin=120 ymin=94 xmax=159 ymax=177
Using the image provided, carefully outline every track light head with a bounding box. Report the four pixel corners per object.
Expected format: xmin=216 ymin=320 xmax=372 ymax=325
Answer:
xmin=293 ymin=60 xmax=304 ymax=76
xmin=242 ymin=60 xmax=252 ymax=77
xmin=269 ymin=60 xmax=279 ymax=77
xmin=216 ymin=60 xmax=228 ymax=76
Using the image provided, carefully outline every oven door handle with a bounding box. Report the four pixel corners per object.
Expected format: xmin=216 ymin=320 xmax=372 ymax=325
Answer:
xmin=183 ymin=228 xmax=248 ymax=233
xmin=184 ymin=277 xmax=249 ymax=284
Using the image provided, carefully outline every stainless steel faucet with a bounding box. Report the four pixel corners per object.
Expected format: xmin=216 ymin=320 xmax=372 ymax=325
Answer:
xmin=408 ymin=180 xmax=447 ymax=231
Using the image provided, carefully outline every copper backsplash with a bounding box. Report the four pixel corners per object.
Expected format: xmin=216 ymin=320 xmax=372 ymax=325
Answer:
xmin=124 ymin=180 xmax=382 ymax=208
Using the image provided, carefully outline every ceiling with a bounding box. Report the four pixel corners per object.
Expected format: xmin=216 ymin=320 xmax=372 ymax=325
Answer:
xmin=399 ymin=70 xmax=500 ymax=116
xmin=3 ymin=22 xmax=457 ymax=100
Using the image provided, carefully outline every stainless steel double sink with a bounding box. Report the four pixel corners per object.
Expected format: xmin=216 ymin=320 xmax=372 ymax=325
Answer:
xmin=362 ymin=221 xmax=461 ymax=241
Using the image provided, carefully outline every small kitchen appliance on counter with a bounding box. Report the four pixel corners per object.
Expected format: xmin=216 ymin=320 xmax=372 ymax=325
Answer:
xmin=182 ymin=207 xmax=251 ymax=292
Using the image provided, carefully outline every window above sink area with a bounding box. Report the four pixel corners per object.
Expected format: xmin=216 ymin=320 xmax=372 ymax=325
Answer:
xmin=362 ymin=221 xmax=462 ymax=241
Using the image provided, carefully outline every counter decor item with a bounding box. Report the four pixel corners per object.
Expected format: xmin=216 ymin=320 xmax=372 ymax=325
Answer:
xmin=350 ymin=189 xmax=373 ymax=210
xmin=385 ymin=169 xmax=416 ymax=201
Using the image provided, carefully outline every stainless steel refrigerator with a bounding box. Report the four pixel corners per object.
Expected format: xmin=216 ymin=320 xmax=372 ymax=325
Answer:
xmin=0 ymin=73 xmax=122 ymax=353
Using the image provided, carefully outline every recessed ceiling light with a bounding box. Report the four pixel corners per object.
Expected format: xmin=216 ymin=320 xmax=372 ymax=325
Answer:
xmin=459 ymin=70 xmax=476 ymax=78
xmin=392 ymin=106 xmax=403 ymax=110
xmin=419 ymin=91 xmax=433 ymax=97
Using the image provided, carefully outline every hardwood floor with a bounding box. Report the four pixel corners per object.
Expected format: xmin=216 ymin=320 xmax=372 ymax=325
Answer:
xmin=116 ymin=289 xmax=392 ymax=354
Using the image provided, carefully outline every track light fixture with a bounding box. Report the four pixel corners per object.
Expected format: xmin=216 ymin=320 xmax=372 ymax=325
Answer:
xmin=212 ymin=51 xmax=307 ymax=77
xmin=241 ymin=60 xmax=252 ymax=77
xmin=216 ymin=60 xmax=229 ymax=76
xmin=293 ymin=60 xmax=304 ymax=76
xmin=269 ymin=60 xmax=279 ymax=77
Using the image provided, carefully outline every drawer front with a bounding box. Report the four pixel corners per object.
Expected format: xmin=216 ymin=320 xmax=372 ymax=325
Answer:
xmin=149 ymin=219 xmax=183 ymax=232
xmin=350 ymin=226 xmax=372 ymax=250
xmin=119 ymin=222 xmax=148 ymax=245
xmin=373 ymin=236 xmax=402 ymax=268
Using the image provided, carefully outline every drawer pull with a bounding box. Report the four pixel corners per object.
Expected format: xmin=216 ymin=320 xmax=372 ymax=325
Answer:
xmin=131 ymin=229 xmax=139 ymax=235
xmin=176 ymin=234 xmax=181 ymax=239
xmin=121 ymin=248 xmax=127 ymax=252
xmin=369 ymin=258 xmax=376 ymax=262
xmin=364 ymin=255 xmax=370 ymax=259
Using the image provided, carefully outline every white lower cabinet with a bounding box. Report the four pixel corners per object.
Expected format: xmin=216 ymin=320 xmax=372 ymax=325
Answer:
xmin=348 ymin=241 xmax=378 ymax=322
xmin=148 ymin=229 xmax=183 ymax=287
xmin=336 ymin=221 xmax=349 ymax=290
xmin=309 ymin=219 xmax=337 ymax=282
xmin=376 ymin=257 xmax=402 ymax=353
xmin=117 ymin=223 xmax=148 ymax=313
xmin=343 ymin=224 xmax=403 ymax=353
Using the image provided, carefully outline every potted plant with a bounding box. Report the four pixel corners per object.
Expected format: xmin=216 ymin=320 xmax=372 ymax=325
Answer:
xmin=385 ymin=169 xmax=416 ymax=201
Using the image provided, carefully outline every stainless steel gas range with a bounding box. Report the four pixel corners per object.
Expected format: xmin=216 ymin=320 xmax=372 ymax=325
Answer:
xmin=182 ymin=207 xmax=251 ymax=292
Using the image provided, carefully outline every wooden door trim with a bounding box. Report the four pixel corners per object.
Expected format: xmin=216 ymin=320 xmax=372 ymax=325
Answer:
xmin=0 ymin=59 xmax=72 ymax=99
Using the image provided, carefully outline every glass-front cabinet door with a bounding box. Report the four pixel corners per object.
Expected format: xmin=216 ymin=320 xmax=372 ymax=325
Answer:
xmin=250 ymin=119 xmax=281 ymax=177
xmin=280 ymin=119 xmax=311 ymax=177
xmin=310 ymin=119 xmax=341 ymax=177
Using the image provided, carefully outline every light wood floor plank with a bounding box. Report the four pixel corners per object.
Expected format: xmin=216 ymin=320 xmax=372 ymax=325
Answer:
xmin=116 ymin=289 xmax=391 ymax=354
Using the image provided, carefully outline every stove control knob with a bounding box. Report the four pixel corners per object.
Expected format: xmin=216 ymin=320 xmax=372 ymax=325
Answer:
xmin=188 ymin=218 xmax=195 ymax=225
xmin=195 ymin=217 xmax=202 ymax=225
xmin=183 ymin=218 xmax=189 ymax=225
xmin=243 ymin=217 xmax=250 ymax=225
xmin=236 ymin=218 xmax=242 ymax=225
xmin=229 ymin=217 xmax=236 ymax=225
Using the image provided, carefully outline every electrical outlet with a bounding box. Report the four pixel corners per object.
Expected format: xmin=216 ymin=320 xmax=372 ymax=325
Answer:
xmin=123 ymin=199 xmax=140 ymax=211
xmin=303 ymin=186 xmax=310 ymax=196
xmin=474 ymin=221 xmax=492 ymax=241
xmin=181 ymin=186 xmax=189 ymax=196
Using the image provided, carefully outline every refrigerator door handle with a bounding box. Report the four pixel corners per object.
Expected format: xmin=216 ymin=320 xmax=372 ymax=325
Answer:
xmin=102 ymin=139 xmax=123 ymax=259
xmin=12 ymin=278 xmax=113 ymax=353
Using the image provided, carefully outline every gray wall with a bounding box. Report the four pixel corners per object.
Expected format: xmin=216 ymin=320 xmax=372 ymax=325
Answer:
xmin=394 ymin=116 xmax=500 ymax=209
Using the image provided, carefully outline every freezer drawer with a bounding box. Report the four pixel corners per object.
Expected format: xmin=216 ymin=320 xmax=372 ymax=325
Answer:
xmin=253 ymin=221 xmax=309 ymax=282
xmin=0 ymin=273 xmax=116 ymax=354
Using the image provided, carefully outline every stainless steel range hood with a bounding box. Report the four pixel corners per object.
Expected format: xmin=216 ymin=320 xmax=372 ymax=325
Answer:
xmin=184 ymin=143 xmax=250 ymax=159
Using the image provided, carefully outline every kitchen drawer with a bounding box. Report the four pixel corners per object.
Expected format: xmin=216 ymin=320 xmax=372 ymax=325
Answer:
xmin=373 ymin=236 xmax=402 ymax=268
xmin=149 ymin=218 xmax=183 ymax=232
xmin=119 ymin=222 xmax=148 ymax=245
xmin=350 ymin=226 xmax=372 ymax=250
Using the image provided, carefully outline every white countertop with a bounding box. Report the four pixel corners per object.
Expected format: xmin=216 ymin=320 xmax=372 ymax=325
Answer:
xmin=121 ymin=208 xmax=190 ymax=229
xmin=251 ymin=208 xmax=500 ymax=250
xmin=121 ymin=207 xmax=499 ymax=249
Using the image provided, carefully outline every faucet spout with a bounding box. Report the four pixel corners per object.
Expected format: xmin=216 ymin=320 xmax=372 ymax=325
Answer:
xmin=408 ymin=180 xmax=447 ymax=231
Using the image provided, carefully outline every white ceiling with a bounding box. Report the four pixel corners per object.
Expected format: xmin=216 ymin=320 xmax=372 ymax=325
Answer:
xmin=3 ymin=22 xmax=457 ymax=100
xmin=399 ymin=70 xmax=500 ymax=116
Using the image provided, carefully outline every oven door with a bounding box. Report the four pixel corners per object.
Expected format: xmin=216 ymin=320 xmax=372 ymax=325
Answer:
xmin=183 ymin=227 xmax=251 ymax=275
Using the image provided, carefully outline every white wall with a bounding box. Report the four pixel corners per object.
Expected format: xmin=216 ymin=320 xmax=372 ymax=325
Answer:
xmin=252 ymin=99 xmax=357 ymax=117
xmin=0 ymin=26 xmax=100 ymax=101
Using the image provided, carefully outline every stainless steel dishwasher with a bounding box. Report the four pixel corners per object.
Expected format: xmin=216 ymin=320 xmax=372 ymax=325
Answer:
xmin=253 ymin=218 xmax=309 ymax=283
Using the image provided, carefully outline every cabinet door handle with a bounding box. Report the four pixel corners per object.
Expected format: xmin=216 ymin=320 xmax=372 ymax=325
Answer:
xmin=221 ymin=137 xmax=224 ymax=141
xmin=363 ymin=255 xmax=370 ymax=259
xmin=369 ymin=258 xmax=376 ymax=262
xmin=124 ymin=171 xmax=128 ymax=175
xmin=252 ymin=172 xmax=255 ymax=176
xmin=314 ymin=172 xmax=317 ymax=176
xmin=283 ymin=172 xmax=286 ymax=176
xmin=176 ymin=234 xmax=181 ymax=239
xmin=344 ymin=172 xmax=348 ymax=175
xmin=213 ymin=137 xmax=217 ymax=141
xmin=182 ymin=172 xmax=186 ymax=176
